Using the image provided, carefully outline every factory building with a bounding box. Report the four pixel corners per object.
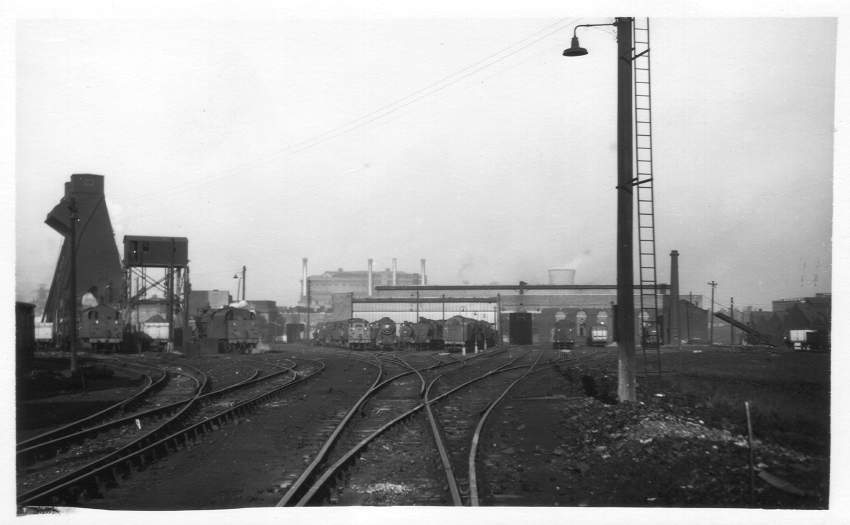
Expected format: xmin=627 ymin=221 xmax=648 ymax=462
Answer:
xmin=299 ymin=268 xmax=423 ymax=309
xmin=327 ymin=283 xmax=674 ymax=345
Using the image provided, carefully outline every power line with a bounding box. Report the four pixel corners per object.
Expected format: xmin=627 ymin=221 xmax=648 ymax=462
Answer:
xmin=127 ymin=17 xmax=581 ymax=208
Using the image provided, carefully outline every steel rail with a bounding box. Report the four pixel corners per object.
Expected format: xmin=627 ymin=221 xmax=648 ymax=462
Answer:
xmin=19 ymin=360 xmax=323 ymax=507
xmin=17 ymin=366 xmax=166 ymax=451
xmin=17 ymin=365 xmax=209 ymax=506
xmin=424 ymin=375 xmax=463 ymax=506
xmin=290 ymin=351 xmax=529 ymax=506
xmin=21 ymin=360 xmax=298 ymax=464
xmin=467 ymin=350 xmax=545 ymax=505
xmin=18 ymin=370 xmax=259 ymax=461
xmin=275 ymin=355 xmax=385 ymax=507
xmin=17 ymin=368 xmax=266 ymax=464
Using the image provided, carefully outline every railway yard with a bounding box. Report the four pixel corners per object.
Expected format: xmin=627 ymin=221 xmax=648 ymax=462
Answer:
xmin=16 ymin=342 xmax=829 ymax=511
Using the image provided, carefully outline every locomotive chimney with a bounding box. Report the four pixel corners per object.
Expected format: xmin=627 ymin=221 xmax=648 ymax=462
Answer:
xmin=392 ymin=258 xmax=397 ymax=286
xmin=368 ymin=258 xmax=374 ymax=296
xmin=670 ymin=250 xmax=680 ymax=348
xmin=301 ymin=258 xmax=308 ymax=299
xmin=420 ymin=258 xmax=427 ymax=286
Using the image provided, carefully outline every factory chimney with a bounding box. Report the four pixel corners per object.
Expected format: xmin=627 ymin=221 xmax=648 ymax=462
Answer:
xmin=420 ymin=258 xmax=427 ymax=286
xmin=301 ymin=258 xmax=308 ymax=299
xmin=368 ymin=258 xmax=374 ymax=296
xmin=392 ymin=258 xmax=397 ymax=286
xmin=670 ymin=250 xmax=680 ymax=348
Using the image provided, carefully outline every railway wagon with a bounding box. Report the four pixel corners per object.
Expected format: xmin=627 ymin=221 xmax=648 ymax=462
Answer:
xmin=551 ymin=319 xmax=575 ymax=349
xmin=373 ymin=317 xmax=398 ymax=349
xmin=141 ymin=315 xmax=170 ymax=351
xmin=347 ymin=318 xmax=370 ymax=349
xmin=35 ymin=321 xmax=55 ymax=350
xmin=331 ymin=320 xmax=348 ymax=346
xmin=78 ymin=304 xmax=123 ymax=352
xmin=196 ymin=306 xmax=260 ymax=353
xmin=312 ymin=322 xmax=329 ymax=345
xmin=17 ymin=302 xmax=35 ymax=373
xmin=588 ymin=324 xmax=609 ymax=347
xmin=473 ymin=320 xmax=497 ymax=349
xmin=412 ymin=317 xmax=443 ymax=350
xmin=443 ymin=315 xmax=477 ymax=352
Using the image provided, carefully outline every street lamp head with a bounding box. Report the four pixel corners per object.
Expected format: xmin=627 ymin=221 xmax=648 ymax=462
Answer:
xmin=562 ymin=36 xmax=588 ymax=57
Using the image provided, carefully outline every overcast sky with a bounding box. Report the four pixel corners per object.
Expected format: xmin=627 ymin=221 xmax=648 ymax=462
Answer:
xmin=14 ymin=15 xmax=837 ymax=310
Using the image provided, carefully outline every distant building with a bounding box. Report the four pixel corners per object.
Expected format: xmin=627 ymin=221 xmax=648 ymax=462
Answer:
xmin=300 ymin=268 xmax=422 ymax=309
xmin=329 ymin=283 xmax=675 ymax=346
xmin=188 ymin=290 xmax=230 ymax=317
xmin=772 ymin=293 xmax=831 ymax=313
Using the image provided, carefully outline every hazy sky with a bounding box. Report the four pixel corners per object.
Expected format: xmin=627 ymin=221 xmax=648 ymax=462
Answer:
xmin=14 ymin=15 xmax=836 ymax=310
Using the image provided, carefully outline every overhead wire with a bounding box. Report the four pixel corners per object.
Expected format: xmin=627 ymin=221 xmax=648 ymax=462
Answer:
xmin=126 ymin=17 xmax=582 ymax=208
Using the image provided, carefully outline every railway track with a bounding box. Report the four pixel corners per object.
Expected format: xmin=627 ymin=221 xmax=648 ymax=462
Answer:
xmin=16 ymin=359 xmax=168 ymax=453
xmin=276 ymin=347 xmax=547 ymax=506
xmin=17 ymin=357 xmax=324 ymax=508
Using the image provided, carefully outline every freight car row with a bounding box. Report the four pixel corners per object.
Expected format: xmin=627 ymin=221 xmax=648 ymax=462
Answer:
xmin=32 ymin=304 xmax=262 ymax=354
xmin=311 ymin=316 xmax=497 ymax=352
xmin=312 ymin=315 xmax=611 ymax=352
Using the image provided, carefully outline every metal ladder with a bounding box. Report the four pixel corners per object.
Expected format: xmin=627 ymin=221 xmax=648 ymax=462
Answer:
xmin=632 ymin=18 xmax=662 ymax=374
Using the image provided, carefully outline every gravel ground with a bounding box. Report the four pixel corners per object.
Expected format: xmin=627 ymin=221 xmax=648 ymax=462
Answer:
xmin=17 ymin=344 xmax=829 ymax=511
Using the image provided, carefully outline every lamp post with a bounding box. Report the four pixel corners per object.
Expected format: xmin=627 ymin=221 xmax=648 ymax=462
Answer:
xmin=564 ymin=17 xmax=636 ymax=402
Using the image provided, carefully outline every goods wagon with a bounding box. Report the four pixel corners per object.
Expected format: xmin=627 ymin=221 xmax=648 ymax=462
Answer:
xmin=78 ymin=304 xmax=123 ymax=352
xmin=17 ymin=302 xmax=35 ymax=373
xmin=589 ymin=324 xmax=609 ymax=347
xmin=347 ymin=318 xmax=371 ymax=349
xmin=443 ymin=315 xmax=477 ymax=352
xmin=35 ymin=321 xmax=55 ymax=350
xmin=412 ymin=317 xmax=443 ymax=350
xmin=195 ymin=306 xmax=260 ymax=353
xmin=551 ymin=319 xmax=575 ymax=349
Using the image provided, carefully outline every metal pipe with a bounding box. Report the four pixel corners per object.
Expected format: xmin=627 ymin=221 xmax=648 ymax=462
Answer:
xmin=670 ymin=250 xmax=680 ymax=349
xmin=306 ymin=278 xmax=310 ymax=342
xmin=301 ymin=258 xmax=308 ymax=299
xmin=420 ymin=258 xmax=427 ymax=286
xmin=392 ymin=258 xmax=397 ymax=286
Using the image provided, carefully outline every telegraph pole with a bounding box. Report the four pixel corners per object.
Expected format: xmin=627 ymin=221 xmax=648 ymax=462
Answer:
xmin=615 ymin=17 xmax=636 ymax=402
xmin=707 ymin=281 xmax=717 ymax=345
xmin=242 ymin=265 xmax=247 ymax=301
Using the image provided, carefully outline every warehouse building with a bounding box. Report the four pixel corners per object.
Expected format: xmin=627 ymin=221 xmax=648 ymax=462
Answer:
xmin=300 ymin=267 xmax=423 ymax=308
xmin=326 ymin=283 xmax=676 ymax=345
